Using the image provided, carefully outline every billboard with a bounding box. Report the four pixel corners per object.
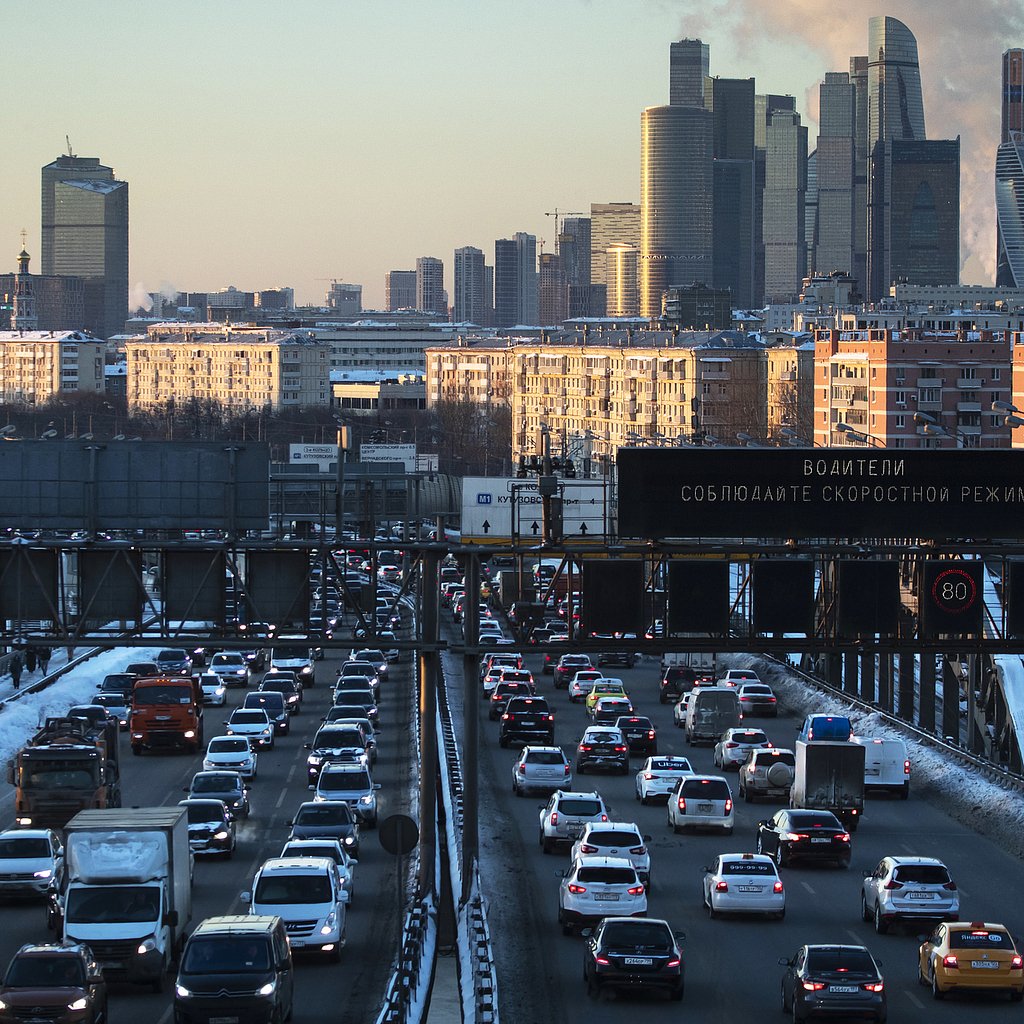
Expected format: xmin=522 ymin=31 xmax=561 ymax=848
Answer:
xmin=617 ymin=448 xmax=1024 ymax=541
xmin=461 ymin=477 xmax=607 ymax=542
xmin=289 ymin=444 xmax=338 ymax=472
xmin=359 ymin=444 xmax=416 ymax=472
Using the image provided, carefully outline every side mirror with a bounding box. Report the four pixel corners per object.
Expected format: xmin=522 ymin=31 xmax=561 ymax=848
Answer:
xmin=164 ymin=910 xmax=179 ymax=928
xmin=239 ymin=892 xmax=251 ymax=905
xmin=642 ymin=834 xmax=652 ymax=842
xmin=304 ymin=743 xmax=312 ymax=749
xmin=778 ymin=956 xmax=792 ymax=966
xmin=579 ymin=927 xmax=593 ymax=939
xmin=182 ymin=786 xmax=189 ymax=793
xmin=673 ymin=929 xmax=686 ymax=942
xmin=340 ymin=889 xmax=351 ymax=904
xmin=757 ymin=820 xmax=768 ymax=829
xmin=374 ymin=783 xmax=382 ymax=791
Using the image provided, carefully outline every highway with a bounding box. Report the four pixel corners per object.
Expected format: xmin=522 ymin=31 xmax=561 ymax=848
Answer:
xmin=0 ymin=648 xmax=416 ymax=1024
xmin=457 ymin=641 xmax=1024 ymax=1023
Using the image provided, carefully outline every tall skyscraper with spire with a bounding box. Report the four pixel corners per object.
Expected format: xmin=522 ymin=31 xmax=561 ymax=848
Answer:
xmin=41 ymin=153 xmax=128 ymax=339
xmin=997 ymin=49 xmax=1024 ymax=287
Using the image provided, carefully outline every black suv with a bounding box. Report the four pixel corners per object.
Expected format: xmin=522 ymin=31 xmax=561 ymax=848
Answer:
xmin=498 ymin=696 xmax=555 ymax=748
xmin=582 ymin=917 xmax=685 ymax=1001
xmin=175 ymin=915 xmax=293 ymax=1024
xmin=659 ymin=666 xmax=696 ymax=703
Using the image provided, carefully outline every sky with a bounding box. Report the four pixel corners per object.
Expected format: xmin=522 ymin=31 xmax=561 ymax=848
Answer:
xmin=4 ymin=0 xmax=1021 ymax=310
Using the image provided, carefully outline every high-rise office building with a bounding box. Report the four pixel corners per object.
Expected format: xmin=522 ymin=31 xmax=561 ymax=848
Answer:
xmin=754 ymin=96 xmax=796 ymax=306
xmin=867 ymin=16 xmax=926 ymax=151
xmin=606 ymin=246 xmax=639 ymax=316
xmin=868 ymin=139 xmax=959 ymax=298
xmin=453 ymin=247 xmax=486 ymax=324
xmin=385 ymin=270 xmax=416 ymax=311
xmin=997 ymin=50 xmax=1024 ymax=287
xmin=41 ymin=154 xmax=128 ymax=339
xmin=669 ymin=39 xmax=709 ymax=106
xmin=762 ymin=108 xmax=808 ymax=302
xmin=814 ymin=72 xmax=857 ymax=281
xmin=559 ymin=217 xmax=591 ymax=290
xmin=416 ymin=256 xmax=445 ymax=316
xmin=639 ymin=105 xmax=714 ymax=317
xmin=805 ymin=150 xmax=818 ymax=277
xmin=706 ymin=77 xmax=755 ymax=308
xmin=591 ymin=203 xmax=640 ymax=299
xmin=850 ymin=56 xmax=870 ymax=296
xmin=493 ymin=233 xmax=538 ymax=328
xmin=538 ymin=252 xmax=567 ymax=324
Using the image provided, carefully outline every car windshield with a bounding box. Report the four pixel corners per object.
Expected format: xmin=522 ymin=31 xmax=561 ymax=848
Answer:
xmin=186 ymin=805 xmax=225 ymax=825
xmin=4 ymin=957 xmax=85 ymax=987
xmin=92 ymin=695 xmax=124 ymax=707
xmin=283 ymin=845 xmax=341 ymax=865
xmin=182 ymin=938 xmax=270 ymax=974
xmin=255 ymin=874 xmax=333 ymax=905
xmin=787 ymin=811 xmax=841 ymax=828
xmin=601 ymin=922 xmax=672 ymax=949
xmin=949 ymin=929 xmax=1010 ymax=948
xmin=133 ymin=685 xmax=192 ymax=705
xmin=315 ymin=730 xmax=364 ymax=749
xmin=557 ymin=799 xmax=603 ymax=816
xmin=231 ymin=711 xmax=268 ymax=725
xmin=577 ymin=866 xmax=637 ymax=884
xmin=652 ymin=759 xmax=692 ymax=771
xmin=209 ymin=739 xmax=249 ymax=754
xmin=157 ymin=650 xmax=187 ymax=661
xmin=742 ymin=685 xmax=773 ymax=695
xmin=0 ymin=838 xmax=50 ymax=858
xmin=319 ymin=770 xmax=372 ymax=792
xmin=734 ymin=731 xmax=768 ymax=743
xmin=893 ymin=864 xmax=950 ymax=884
xmin=525 ymin=751 xmax=563 ymax=765
xmin=213 ymin=655 xmax=245 ymax=667
xmin=66 ymin=885 xmax=160 ymax=923
xmin=805 ymin=948 xmax=877 ymax=975
xmin=192 ymin=775 xmax=240 ymax=795
xmin=296 ymin=805 xmax=352 ymax=824
xmin=756 ymin=752 xmax=796 ymax=766
xmin=274 ymin=647 xmax=308 ymax=660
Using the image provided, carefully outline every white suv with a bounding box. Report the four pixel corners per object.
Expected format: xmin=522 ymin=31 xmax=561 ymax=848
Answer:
xmin=512 ymin=746 xmax=572 ymax=796
xmin=667 ymin=774 xmax=734 ymax=834
xmin=538 ymin=790 xmax=609 ymax=854
xmin=861 ymin=856 xmax=959 ymax=934
xmin=558 ymin=856 xmax=647 ymax=935
xmin=569 ymin=822 xmax=651 ymax=884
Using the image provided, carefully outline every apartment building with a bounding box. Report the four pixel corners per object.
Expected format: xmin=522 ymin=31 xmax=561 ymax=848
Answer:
xmin=813 ymin=327 xmax=1012 ymax=448
xmin=126 ymin=324 xmax=329 ymax=412
xmin=0 ymin=330 xmax=105 ymax=402
xmin=766 ymin=339 xmax=815 ymax=441
xmin=425 ymin=340 xmax=514 ymax=407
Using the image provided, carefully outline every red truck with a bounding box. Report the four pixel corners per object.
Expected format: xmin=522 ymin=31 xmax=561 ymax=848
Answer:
xmin=129 ymin=675 xmax=204 ymax=756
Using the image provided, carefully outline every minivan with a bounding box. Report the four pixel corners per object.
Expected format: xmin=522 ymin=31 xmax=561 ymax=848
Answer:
xmin=685 ymin=687 xmax=742 ymax=745
xmin=268 ymin=643 xmax=315 ymax=687
xmin=666 ymin=774 xmax=735 ymax=833
xmin=174 ymin=915 xmax=293 ymax=1024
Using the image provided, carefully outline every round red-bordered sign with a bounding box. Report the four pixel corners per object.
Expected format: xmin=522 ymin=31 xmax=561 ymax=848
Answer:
xmin=930 ymin=567 xmax=978 ymax=616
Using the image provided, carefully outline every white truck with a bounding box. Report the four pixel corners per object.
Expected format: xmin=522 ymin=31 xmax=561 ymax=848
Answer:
xmin=852 ymin=737 xmax=910 ymax=799
xmin=791 ymin=740 xmax=865 ymax=830
xmin=58 ymin=807 xmax=192 ymax=990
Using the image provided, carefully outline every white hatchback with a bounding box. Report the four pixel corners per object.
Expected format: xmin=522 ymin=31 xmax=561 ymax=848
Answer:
xmin=568 ymin=670 xmax=605 ymax=703
xmin=558 ymin=856 xmax=647 ymax=935
xmin=713 ymin=727 xmax=772 ymax=770
xmin=203 ymin=735 xmax=258 ymax=778
xmin=861 ymin=856 xmax=960 ymax=934
xmin=635 ymin=756 xmax=695 ymax=805
xmin=570 ymin=822 xmax=651 ymax=884
xmin=702 ymin=852 xmax=785 ymax=919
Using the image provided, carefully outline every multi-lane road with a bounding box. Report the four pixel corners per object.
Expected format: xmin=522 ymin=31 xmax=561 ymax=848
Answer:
xmin=0 ymin=649 xmax=416 ymax=1024
xmin=457 ymin=645 xmax=1024 ymax=1023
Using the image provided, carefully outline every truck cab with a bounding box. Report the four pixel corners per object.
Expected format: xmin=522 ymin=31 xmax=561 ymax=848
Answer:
xmin=130 ymin=676 xmax=203 ymax=756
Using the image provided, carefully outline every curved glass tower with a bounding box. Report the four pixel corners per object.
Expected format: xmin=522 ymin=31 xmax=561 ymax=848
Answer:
xmin=867 ymin=16 xmax=926 ymax=147
xmin=996 ymin=134 xmax=1024 ymax=287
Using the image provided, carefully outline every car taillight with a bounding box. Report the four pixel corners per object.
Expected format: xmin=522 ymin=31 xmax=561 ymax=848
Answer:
xmin=595 ymin=955 xmax=610 ymax=965
xmin=904 ymin=759 xmax=911 ymax=776
xmin=677 ymin=796 xmax=686 ymax=812
xmin=579 ymin=843 xmax=599 ymax=854
xmin=883 ymin=880 xmax=902 ymax=890
xmin=547 ymin=715 xmax=555 ymax=722
xmin=1011 ymin=956 xmax=1023 ymax=970
xmin=600 ymin=813 xmax=608 ymax=821
xmin=861 ymin=982 xmax=884 ymax=993
xmin=502 ymin=713 xmax=512 ymax=721
xmin=643 ymin=772 xmax=658 ymax=780
xmin=715 ymin=880 xmax=728 ymax=892
xmin=567 ymin=883 xmax=586 ymax=894
xmin=773 ymin=880 xmax=784 ymax=894
xmin=943 ymin=955 xmax=959 ymax=969
xmin=762 ymin=742 xmax=772 ymax=747
xmin=802 ymin=981 xmax=826 ymax=991
xmin=579 ymin=745 xmax=592 ymax=752
xmin=942 ymin=880 xmax=957 ymax=891
xmin=627 ymin=884 xmax=645 ymax=895
xmin=785 ymin=833 xmax=807 ymax=842
xmin=564 ymin=764 xmax=571 ymax=775
xmin=614 ymin=745 xmax=627 ymax=753
xmin=629 ymin=845 xmax=647 ymax=855
xmin=725 ymin=742 xmax=739 ymax=749
xmin=516 ymin=764 xmax=526 ymax=774
xmin=647 ymin=731 xmax=656 ymax=739
xmin=667 ymin=957 xmax=681 ymax=968
xmin=767 ymin=696 xmax=776 ymax=702
xmin=724 ymin=798 xmax=733 ymax=813
xmin=837 ymin=833 xmax=851 ymax=842
xmin=550 ymin=812 xmax=558 ymax=825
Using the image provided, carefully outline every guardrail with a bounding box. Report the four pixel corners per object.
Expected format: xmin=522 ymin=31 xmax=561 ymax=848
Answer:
xmin=437 ymin=658 xmax=499 ymax=1024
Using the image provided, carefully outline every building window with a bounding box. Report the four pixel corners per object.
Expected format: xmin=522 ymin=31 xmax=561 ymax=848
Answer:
xmin=894 ymin=390 xmax=907 ymax=406
xmin=992 ymin=367 xmax=1001 ymax=381
xmin=895 ymin=415 xmax=905 ymax=429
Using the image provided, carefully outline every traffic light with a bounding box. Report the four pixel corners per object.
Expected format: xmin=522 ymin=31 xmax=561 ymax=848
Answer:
xmin=564 ymin=459 xmax=576 ymax=478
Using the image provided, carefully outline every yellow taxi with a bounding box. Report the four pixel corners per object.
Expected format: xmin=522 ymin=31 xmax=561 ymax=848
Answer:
xmin=584 ymin=680 xmax=629 ymax=714
xmin=919 ymin=921 xmax=1024 ymax=1001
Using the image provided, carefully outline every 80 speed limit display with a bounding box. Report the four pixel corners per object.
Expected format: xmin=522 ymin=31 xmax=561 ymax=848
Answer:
xmin=921 ymin=562 xmax=984 ymax=636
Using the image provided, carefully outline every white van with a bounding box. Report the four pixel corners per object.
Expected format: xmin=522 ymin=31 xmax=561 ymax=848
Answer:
xmin=269 ymin=641 xmax=315 ymax=687
xmin=852 ymin=737 xmax=910 ymax=798
xmin=242 ymin=856 xmax=347 ymax=959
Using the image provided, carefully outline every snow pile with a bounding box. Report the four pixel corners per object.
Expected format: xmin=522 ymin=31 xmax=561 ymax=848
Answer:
xmin=720 ymin=652 xmax=1024 ymax=856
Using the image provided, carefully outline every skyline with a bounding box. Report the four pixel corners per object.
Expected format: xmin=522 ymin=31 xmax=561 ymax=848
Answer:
xmin=4 ymin=1 xmax=1022 ymax=311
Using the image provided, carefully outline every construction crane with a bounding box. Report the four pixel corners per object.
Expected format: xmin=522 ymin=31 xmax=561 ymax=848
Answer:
xmin=544 ymin=209 xmax=585 ymax=254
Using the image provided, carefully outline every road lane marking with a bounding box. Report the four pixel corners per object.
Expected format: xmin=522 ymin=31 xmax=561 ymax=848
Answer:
xmin=801 ymin=882 xmax=816 ymax=895
xmin=906 ymin=990 xmax=924 ymax=1008
xmin=156 ymin=1006 xmax=172 ymax=1024
xmin=287 ymin=765 xmax=297 ymax=782
xmin=845 ymin=929 xmax=863 ymax=944
xmin=275 ymin=788 xmax=287 ymax=809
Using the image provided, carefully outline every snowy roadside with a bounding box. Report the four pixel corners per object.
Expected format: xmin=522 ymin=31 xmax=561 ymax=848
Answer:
xmin=718 ymin=652 xmax=1024 ymax=859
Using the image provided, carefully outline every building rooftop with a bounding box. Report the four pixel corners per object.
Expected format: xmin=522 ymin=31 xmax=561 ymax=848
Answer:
xmin=60 ymin=179 xmax=124 ymax=195
xmin=0 ymin=330 xmax=96 ymax=343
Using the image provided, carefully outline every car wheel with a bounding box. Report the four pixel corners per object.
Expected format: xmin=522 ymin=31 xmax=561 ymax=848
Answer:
xmin=931 ymin=965 xmax=945 ymax=1000
xmin=861 ymin=894 xmax=871 ymax=922
xmin=775 ymin=845 xmax=786 ymax=869
xmin=755 ymin=836 xmax=763 ymax=855
xmin=131 ymin=745 xmax=141 ymax=756
xmin=498 ymin=736 xmax=508 ymax=748
xmin=512 ymin=780 xmax=520 ymax=796
xmin=706 ymin=894 xmax=717 ymax=919
xmin=586 ymin=973 xmax=599 ymax=999
xmin=775 ymin=908 xmax=786 ymax=921
xmin=917 ymin=961 xmax=929 ymax=986
xmin=781 ymin=980 xmax=790 ymax=1012
xmin=576 ymin=763 xmax=585 ymax=774
xmin=873 ymin=902 xmax=889 ymax=935
xmin=640 ymin=794 xmax=649 ymax=806
xmin=542 ymin=836 xmax=554 ymax=855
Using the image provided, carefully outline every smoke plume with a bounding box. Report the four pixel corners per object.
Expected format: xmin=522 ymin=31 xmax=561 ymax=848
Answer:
xmin=129 ymin=282 xmax=153 ymax=314
xmin=683 ymin=1 xmax=1024 ymax=282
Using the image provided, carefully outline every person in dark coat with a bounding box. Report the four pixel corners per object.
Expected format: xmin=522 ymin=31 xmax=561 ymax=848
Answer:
xmin=9 ymin=652 xmax=23 ymax=690
xmin=24 ymin=646 xmax=37 ymax=673
xmin=37 ymin=646 xmax=51 ymax=674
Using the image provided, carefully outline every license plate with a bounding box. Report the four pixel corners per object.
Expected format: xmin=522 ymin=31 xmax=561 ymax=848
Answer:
xmin=595 ymin=892 xmax=620 ymax=901
xmin=972 ymin=961 xmax=1000 ymax=969
xmin=210 ymin=1018 xmax=240 ymax=1024
xmin=865 ymin=768 xmax=880 ymax=775
xmin=810 ymin=837 xmax=831 ymax=843
xmin=698 ymin=802 xmax=713 ymax=812
xmin=567 ymin=825 xmax=583 ymax=837
xmin=906 ymin=892 xmax=934 ymax=899
xmin=623 ymin=957 xmax=652 ymax=966
xmin=738 ymin=885 xmax=761 ymax=892
xmin=829 ymin=985 xmax=858 ymax=993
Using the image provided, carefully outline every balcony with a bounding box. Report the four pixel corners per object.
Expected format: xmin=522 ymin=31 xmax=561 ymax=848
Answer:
xmin=700 ymin=370 xmax=729 ymax=381
xmin=917 ymin=396 xmax=943 ymax=411
xmin=778 ymin=370 xmax=797 ymax=381
xmin=957 ymin=401 xmax=981 ymax=413
xmin=956 ymin=378 xmax=981 ymax=389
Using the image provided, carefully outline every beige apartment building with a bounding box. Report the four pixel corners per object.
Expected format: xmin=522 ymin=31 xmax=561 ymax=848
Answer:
xmin=126 ymin=324 xmax=329 ymax=412
xmin=766 ymin=340 xmax=815 ymax=442
xmin=814 ymin=327 xmax=1012 ymax=448
xmin=0 ymin=330 xmax=105 ymax=402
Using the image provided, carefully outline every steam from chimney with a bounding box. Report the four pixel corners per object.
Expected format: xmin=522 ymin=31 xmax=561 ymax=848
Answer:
xmin=129 ymin=282 xmax=153 ymax=314
xmin=682 ymin=3 xmax=1024 ymax=282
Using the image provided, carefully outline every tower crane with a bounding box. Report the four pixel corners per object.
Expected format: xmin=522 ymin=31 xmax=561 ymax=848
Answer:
xmin=544 ymin=209 xmax=585 ymax=254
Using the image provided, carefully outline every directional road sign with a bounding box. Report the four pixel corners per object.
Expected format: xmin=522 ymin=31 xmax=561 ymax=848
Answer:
xmin=461 ymin=477 xmax=608 ymax=542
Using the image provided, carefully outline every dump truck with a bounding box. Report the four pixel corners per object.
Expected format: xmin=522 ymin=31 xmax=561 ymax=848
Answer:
xmin=8 ymin=716 xmax=121 ymax=829
xmin=129 ymin=675 xmax=203 ymax=755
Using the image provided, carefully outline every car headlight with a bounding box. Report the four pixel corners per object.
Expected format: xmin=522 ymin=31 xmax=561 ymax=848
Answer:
xmin=137 ymin=937 xmax=158 ymax=954
xmin=257 ymin=980 xmax=276 ymax=997
xmin=213 ymin=830 xmax=229 ymax=840
xmin=216 ymin=686 xmax=226 ymax=696
xmin=184 ymin=730 xmax=196 ymax=739
xmin=343 ymin=836 xmax=355 ymax=846
xmin=15 ymin=817 xmax=32 ymax=827
xmin=175 ymin=983 xmax=193 ymax=999
xmin=320 ymin=911 xmax=337 ymax=935
xmin=33 ymin=868 xmax=53 ymax=879
xmin=235 ymin=669 xmax=246 ymax=676
xmin=359 ymin=795 xmax=373 ymax=805
xmin=299 ymin=666 xmax=312 ymax=676
xmin=308 ymin=755 xmax=323 ymax=766
xmin=67 ymin=997 xmax=88 ymax=1011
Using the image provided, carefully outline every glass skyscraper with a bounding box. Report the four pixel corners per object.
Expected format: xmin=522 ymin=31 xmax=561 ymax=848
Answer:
xmin=453 ymin=247 xmax=486 ymax=324
xmin=997 ymin=50 xmax=1024 ymax=287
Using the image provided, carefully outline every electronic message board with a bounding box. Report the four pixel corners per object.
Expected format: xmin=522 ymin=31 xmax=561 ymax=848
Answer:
xmin=617 ymin=448 xmax=1024 ymax=541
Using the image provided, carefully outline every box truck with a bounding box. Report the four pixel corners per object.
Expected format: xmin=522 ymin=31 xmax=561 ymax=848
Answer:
xmin=791 ymin=740 xmax=865 ymax=830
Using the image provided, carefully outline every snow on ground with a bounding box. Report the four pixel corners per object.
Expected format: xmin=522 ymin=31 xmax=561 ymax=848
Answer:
xmin=719 ymin=651 xmax=1024 ymax=858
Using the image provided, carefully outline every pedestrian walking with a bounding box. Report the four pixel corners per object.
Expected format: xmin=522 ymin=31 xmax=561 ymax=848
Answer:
xmin=24 ymin=646 xmax=37 ymax=673
xmin=37 ymin=646 xmax=51 ymax=674
xmin=9 ymin=651 xmax=23 ymax=690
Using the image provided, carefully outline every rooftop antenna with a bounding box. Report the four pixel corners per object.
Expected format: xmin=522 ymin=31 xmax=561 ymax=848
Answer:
xmin=65 ymin=135 xmax=75 ymax=158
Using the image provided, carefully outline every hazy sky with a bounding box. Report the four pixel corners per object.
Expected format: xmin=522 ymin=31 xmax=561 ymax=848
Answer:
xmin=4 ymin=1 xmax=1020 ymax=309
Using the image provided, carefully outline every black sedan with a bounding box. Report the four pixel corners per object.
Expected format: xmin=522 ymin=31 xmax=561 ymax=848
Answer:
xmin=184 ymin=771 xmax=250 ymax=820
xmin=583 ymin=917 xmax=684 ymax=1001
xmin=288 ymin=801 xmax=360 ymax=857
xmin=780 ymin=944 xmax=886 ymax=1022
xmin=615 ymin=716 xmax=658 ymax=756
xmin=755 ymin=809 xmax=851 ymax=868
